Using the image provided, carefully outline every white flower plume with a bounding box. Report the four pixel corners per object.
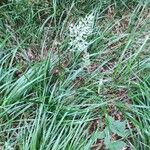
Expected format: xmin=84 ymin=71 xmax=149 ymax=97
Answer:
xmin=69 ymin=13 xmax=95 ymax=52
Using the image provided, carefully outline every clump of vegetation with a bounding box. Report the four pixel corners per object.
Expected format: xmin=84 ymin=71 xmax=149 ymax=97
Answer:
xmin=0 ymin=0 xmax=150 ymax=149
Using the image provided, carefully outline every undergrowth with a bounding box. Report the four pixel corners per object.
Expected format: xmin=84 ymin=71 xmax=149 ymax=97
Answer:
xmin=0 ymin=0 xmax=150 ymax=150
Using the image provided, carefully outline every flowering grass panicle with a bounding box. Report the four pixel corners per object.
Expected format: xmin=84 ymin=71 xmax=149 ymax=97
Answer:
xmin=69 ymin=13 xmax=95 ymax=52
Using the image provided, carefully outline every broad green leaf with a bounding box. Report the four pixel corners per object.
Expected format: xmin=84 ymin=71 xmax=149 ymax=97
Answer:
xmin=109 ymin=141 xmax=127 ymax=150
xmin=108 ymin=116 xmax=128 ymax=137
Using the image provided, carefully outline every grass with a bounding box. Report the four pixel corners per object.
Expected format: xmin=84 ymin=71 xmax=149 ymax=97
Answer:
xmin=0 ymin=0 xmax=150 ymax=149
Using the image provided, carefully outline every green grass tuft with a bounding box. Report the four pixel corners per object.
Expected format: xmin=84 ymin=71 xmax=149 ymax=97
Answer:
xmin=0 ymin=0 xmax=150 ymax=149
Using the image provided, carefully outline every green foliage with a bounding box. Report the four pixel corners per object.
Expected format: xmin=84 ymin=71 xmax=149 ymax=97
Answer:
xmin=98 ymin=116 xmax=129 ymax=149
xmin=0 ymin=0 xmax=150 ymax=149
xmin=109 ymin=141 xmax=127 ymax=150
xmin=108 ymin=116 xmax=129 ymax=137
